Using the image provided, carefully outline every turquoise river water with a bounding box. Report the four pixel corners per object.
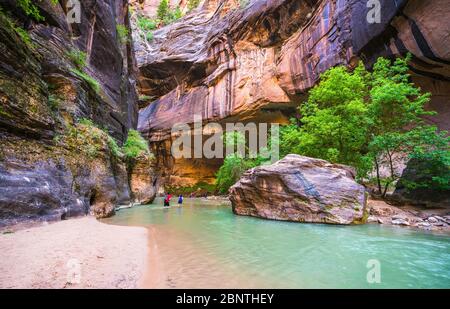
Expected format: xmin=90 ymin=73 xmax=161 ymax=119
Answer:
xmin=102 ymin=198 xmax=450 ymax=288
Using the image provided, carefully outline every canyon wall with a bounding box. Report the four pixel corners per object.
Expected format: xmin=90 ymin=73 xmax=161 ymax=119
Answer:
xmin=0 ymin=0 xmax=152 ymax=225
xmin=136 ymin=0 xmax=450 ymax=190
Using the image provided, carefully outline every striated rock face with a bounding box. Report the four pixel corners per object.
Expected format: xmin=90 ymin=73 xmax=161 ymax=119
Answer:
xmin=136 ymin=0 xmax=450 ymax=188
xmin=0 ymin=0 xmax=138 ymax=224
xmin=129 ymin=153 xmax=159 ymax=204
xmin=229 ymin=155 xmax=368 ymax=225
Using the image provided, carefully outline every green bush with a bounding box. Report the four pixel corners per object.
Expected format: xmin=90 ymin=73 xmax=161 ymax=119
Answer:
xmin=216 ymin=154 xmax=262 ymax=194
xmin=47 ymin=94 xmax=61 ymax=111
xmin=123 ymin=129 xmax=150 ymax=159
xmin=71 ymin=118 xmax=123 ymax=159
xmin=116 ymin=24 xmax=129 ymax=44
xmin=139 ymin=95 xmax=152 ymax=101
xmin=166 ymin=6 xmax=182 ymax=23
xmin=17 ymin=0 xmax=44 ymax=21
xmin=14 ymin=26 xmax=34 ymax=48
xmin=0 ymin=9 xmax=35 ymax=49
xmin=156 ymin=1 xmax=183 ymax=26
xmin=137 ymin=16 xmax=158 ymax=31
xmin=215 ymin=132 xmax=267 ymax=194
xmin=107 ymin=136 xmax=122 ymax=158
xmin=146 ymin=31 xmax=154 ymax=42
xmin=16 ymin=0 xmax=59 ymax=21
xmin=66 ymin=49 xmax=87 ymax=68
xmin=63 ymin=119 xmax=103 ymax=158
xmin=70 ymin=69 xmax=100 ymax=94
xmin=188 ymin=0 xmax=201 ymax=11
xmin=78 ymin=118 xmax=95 ymax=127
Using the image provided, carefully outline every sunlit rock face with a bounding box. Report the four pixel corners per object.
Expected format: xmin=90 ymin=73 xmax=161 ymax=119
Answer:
xmin=129 ymin=154 xmax=159 ymax=205
xmin=229 ymin=155 xmax=368 ymax=224
xmin=0 ymin=0 xmax=138 ymax=224
xmin=136 ymin=0 xmax=449 ymax=189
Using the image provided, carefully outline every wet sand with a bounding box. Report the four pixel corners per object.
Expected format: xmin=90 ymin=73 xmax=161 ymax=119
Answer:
xmin=0 ymin=217 xmax=148 ymax=288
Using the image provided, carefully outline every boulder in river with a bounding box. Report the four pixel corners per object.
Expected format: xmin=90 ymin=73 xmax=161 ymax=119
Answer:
xmin=229 ymin=155 xmax=368 ymax=225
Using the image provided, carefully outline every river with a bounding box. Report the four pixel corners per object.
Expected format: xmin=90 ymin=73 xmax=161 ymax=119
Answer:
xmin=102 ymin=198 xmax=450 ymax=288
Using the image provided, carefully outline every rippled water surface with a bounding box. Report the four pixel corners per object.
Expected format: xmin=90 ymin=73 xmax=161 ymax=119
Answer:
xmin=103 ymin=198 xmax=450 ymax=288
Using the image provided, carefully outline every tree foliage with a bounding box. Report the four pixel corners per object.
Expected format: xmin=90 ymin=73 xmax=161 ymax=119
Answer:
xmin=216 ymin=154 xmax=261 ymax=194
xmin=215 ymin=132 xmax=267 ymax=194
xmin=157 ymin=0 xmax=169 ymax=21
xmin=280 ymin=54 xmax=449 ymax=195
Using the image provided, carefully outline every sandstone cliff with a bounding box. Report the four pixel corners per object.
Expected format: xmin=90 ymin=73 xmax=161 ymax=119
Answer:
xmin=230 ymin=154 xmax=368 ymax=224
xmin=135 ymin=0 xmax=450 ymax=190
xmin=0 ymin=0 xmax=145 ymax=225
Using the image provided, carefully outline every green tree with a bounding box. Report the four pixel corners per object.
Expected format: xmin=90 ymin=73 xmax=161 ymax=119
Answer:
xmin=368 ymin=126 xmax=449 ymax=196
xmin=173 ymin=6 xmax=183 ymax=20
xmin=289 ymin=63 xmax=371 ymax=172
xmin=404 ymin=127 xmax=449 ymax=191
xmin=157 ymin=0 xmax=169 ymax=21
xmin=365 ymin=54 xmax=437 ymax=194
xmin=215 ymin=132 xmax=267 ymax=194
xmin=280 ymin=54 xmax=448 ymax=194
xmin=216 ymin=154 xmax=257 ymax=194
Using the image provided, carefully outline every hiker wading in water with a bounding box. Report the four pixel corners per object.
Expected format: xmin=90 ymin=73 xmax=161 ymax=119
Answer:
xmin=164 ymin=193 xmax=172 ymax=207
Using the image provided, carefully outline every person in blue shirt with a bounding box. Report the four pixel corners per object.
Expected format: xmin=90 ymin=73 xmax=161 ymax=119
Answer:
xmin=178 ymin=194 xmax=183 ymax=205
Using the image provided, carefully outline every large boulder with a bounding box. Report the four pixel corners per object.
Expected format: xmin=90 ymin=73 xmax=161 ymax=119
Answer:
xmin=229 ymin=155 xmax=368 ymax=225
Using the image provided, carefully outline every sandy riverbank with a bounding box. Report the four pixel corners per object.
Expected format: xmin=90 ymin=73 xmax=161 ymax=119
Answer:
xmin=0 ymin=217 xmax=148 ymax=288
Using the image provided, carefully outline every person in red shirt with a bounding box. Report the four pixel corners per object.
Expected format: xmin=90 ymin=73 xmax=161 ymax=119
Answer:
xmin=164 ymin=193 xmax=172 ymax=207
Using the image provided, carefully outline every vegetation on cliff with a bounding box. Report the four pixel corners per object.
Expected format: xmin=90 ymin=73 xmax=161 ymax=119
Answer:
xmin=188 ymin=0 xmax=201 ymax=11
xmin=57 ymin=118 xmax=119 ymax=160
xmin=134 ymin=0 xmax=183 ymax=43
xmin=116 ymin=24 xmax=130 ymax=45
xmin=123 ymin=129 xmax=151 ymax=160
xmin=65 ymin=48 xmax=101 ymax=94
xmin=16 ymin=0 xmax=58 ymax=21
xmin=56 ymin=121 xmax=152 ymax=163
xmin=0 ymin=0 xmax=144 ymax=221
